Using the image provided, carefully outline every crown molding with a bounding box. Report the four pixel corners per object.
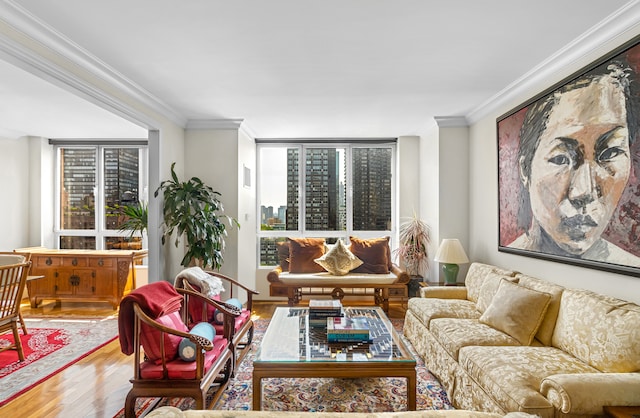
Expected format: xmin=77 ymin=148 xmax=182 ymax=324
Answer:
xmin=186 ymin=119 xmax=245 ymax=130
xmin=434 ymin=116 xmax=469 ymax=127
xmin=0 ymin=0 xmax=186 ymax=129
xmin=466 ymin=0 xmax=640 ymax=125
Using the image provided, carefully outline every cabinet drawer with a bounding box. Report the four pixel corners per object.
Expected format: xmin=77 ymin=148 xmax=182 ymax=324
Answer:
xmin=34 ymin=256 xmax=61 ymax=267
xmin=62 ymin=257 xmax=88 ymax=267
xmin=89 ymin=258 xmax=114 ymax=268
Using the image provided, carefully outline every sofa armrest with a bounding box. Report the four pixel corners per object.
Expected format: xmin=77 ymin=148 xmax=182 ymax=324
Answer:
xmin=419 ymin=286 xmax=468 ymax=299
xmin=267 ymin=266 xmax=283 ymax=283
xmin=540 ymin=373 xmax=640 ymax=414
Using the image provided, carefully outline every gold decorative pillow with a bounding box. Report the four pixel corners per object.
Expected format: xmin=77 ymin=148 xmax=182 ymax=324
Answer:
xmin=314 ymin=239 xmax=363 ymax=275
xmin=479 ymin=279 xmax=552 ymax=345
xmin=475 ymin=271 xmax=518 ymax=313
xmin=288 ymin=237 xmax=326 ymax=273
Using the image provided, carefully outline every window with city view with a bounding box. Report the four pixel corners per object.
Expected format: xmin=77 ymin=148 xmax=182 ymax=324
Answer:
xmin=257 ymin=142 xmax=394 ymax=266
xmin=57 ymin=145 xmax=147 ymax=250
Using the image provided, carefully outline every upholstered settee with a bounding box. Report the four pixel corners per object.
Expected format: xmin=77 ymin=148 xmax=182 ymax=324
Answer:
xmin=268 ymin=237 xmax=409 ymax=312
xmin=146 ymin=406 xmax=535 ymax=418
xmin=403 ymin=262 xmax=640 ymax=417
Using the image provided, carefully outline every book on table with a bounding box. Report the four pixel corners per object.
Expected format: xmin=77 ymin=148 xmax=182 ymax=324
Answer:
xmin=308 ymin=299 xmax=343 ymax=319
xmin=326 ymin=316 xmax=370 ymax=342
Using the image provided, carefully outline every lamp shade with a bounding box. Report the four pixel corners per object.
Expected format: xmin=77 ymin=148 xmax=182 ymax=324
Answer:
xmin=434 ymin=239 xmax=469 ymax=264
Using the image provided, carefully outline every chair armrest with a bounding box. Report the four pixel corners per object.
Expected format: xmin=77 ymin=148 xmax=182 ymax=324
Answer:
xmin=540 ymin=373 xmax=640 ymax=414
xmin=132 ymin=303 xmax=213 ymax=351
xmin=420 ymin=286 xmax=468 ymax=299
xmin=176 ymin=288 xmax=240 ymax=341
xmin=390 ymin=264 xmax=409 ymax=284
xmin=267 ymin=266 xmax=283 ymax=283
xmin=204 ymin=270 xmax=259 ymax=310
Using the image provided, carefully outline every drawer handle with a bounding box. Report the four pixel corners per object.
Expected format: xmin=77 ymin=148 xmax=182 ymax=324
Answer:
xmin=98 ymin=259 xmax=104 ymax=267
xmin=46 ymin=257 xmax=52 ymax=266
xmin=72 ymin=258 xmax=78 ymax=266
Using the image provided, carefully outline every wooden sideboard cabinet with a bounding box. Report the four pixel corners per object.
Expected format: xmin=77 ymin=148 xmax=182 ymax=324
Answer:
xmin=15 ymin=248 xmax=147 ymax=309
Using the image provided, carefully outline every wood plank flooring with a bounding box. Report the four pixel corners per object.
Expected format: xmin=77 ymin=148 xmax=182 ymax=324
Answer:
xmin=0 ymin=299 xmax=406 ymax=418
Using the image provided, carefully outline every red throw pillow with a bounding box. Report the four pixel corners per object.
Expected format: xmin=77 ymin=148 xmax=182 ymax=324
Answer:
xmin=349 ymin=236 xmax=391 ymax=274
xmin=140 ymin=311 xmax=188 ymax=364
xmin=288 ymin=237 xmax=326 ymax=273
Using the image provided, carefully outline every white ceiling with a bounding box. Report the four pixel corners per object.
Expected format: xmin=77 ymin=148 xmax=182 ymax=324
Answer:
xmin=0 ymin=0 xmax=633 ymax=139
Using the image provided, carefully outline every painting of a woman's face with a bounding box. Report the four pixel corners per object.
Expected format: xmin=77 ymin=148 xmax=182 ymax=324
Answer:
xmin=525 ymin=75 xmax=631 ymax=255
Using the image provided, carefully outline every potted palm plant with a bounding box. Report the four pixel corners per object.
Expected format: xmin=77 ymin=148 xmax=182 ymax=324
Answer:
xmin=154 ymin=162 xmax=239 ymax=270
xmin=395 ymin=213 xmax=431 ymax=296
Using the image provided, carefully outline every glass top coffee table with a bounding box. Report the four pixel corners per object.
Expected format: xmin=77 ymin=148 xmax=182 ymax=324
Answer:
xmin=252 ymin=306 xmax=416 ymax=410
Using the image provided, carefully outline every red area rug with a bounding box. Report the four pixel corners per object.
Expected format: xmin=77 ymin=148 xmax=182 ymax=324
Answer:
xmin=0 ymin=317 xmax=118 ymax=407
xmin=115 ymin=317 xmax=452 ymax=416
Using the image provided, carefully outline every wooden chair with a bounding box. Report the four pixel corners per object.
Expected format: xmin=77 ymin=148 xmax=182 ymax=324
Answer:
xmin=121 ymin=284 xmax=236 ymax=418
xmin=0 ymin=257 xmax=31 ymax=361
xmin=176 ymin=271 xmax=258 ymax=375
xmin=0 ymin=252 xmax=32 ymax=335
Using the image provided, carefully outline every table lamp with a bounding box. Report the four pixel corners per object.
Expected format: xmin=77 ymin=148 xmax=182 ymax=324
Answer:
xmin=434 ymin=239 xmax=469 ymax=285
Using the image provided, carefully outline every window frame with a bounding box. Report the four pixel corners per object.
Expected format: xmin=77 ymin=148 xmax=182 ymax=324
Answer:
xmin=256 ymin=140 xmax=397 ymax=268
xmin=54 ymin=143 xmax=148 ymax=250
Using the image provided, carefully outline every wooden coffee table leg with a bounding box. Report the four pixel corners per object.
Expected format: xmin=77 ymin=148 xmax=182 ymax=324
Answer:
xmin=252 ymin=369 xmax=262 ymax=410
xmin=407 ymin=373 xmax=417 ymax=410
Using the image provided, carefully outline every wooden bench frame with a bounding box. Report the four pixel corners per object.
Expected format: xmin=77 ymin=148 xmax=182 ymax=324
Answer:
xmin=267 ymin=264 xmax=410 ymax=312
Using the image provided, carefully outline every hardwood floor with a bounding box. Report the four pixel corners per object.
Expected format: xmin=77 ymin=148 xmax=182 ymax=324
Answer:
xmin=0 ymin=299 xmax=406 ymax=418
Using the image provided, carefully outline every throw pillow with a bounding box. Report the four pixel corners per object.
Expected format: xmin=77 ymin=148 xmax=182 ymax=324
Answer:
xmin=213 ymin=297 xmax=243 ymax=324
xmin=288 ymin=237 xmax=326 ymax=273
xmin=475 ymin=271 xmax=518 ymax=313
xmin=140 ymin=311 xmax=188 ymax=363
xmin=349 ymin=236 xmax=391 ymax=274
xmin=178 ymin=322 xmax=216 ymax=362
xmin=479 ymin=279 xmax=552 ymax=345
xmin=314 ymin=238 xmax=363 ymax=275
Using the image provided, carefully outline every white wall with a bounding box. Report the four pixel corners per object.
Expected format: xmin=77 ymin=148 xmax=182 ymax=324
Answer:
xmin=237 ymin=127 xmax=257 ymax=299
xmin=184 ymin=127 xmax=240 ymax=282
xmin=468 ymin=30 xmax=640 ymax=304
xmin=0 ymin=137 xmax=30 ymax=250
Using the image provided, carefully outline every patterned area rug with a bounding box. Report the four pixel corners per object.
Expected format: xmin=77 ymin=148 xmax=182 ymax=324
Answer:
xmin=116 ymin=318 xmax=452 ymax=416
xmin=0 ymin=316 xmax=118 ymax=407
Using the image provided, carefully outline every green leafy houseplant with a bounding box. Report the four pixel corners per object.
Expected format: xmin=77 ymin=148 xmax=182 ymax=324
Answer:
xmin=118 ymin=200 xmax=148 ymax=238
xmin=395 ymin=214 xmax=431 ymax=277
xmin=154 ymin=162 xmax=239 ymax=269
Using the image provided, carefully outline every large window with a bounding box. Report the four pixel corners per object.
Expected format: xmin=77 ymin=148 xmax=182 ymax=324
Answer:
xmin=55 ymin=144 xmax=148 ymax=250
xmin=257 ymin=141 xmax=395 ymax=266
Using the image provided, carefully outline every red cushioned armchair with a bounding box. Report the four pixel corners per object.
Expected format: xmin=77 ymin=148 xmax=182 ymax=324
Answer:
xmin=175 ymin=271 xmax=258 ymax=376
xmin=120 ymin=283 xmax=238 ymax=418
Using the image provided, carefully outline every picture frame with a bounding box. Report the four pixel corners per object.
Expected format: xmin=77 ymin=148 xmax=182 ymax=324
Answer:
xmin=497 ymin=35 xmax=640 ymax=277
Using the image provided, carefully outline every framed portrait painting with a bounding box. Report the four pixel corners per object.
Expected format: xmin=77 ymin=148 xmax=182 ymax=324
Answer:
xmin=497 ymin=35 xmax=640 ymax=277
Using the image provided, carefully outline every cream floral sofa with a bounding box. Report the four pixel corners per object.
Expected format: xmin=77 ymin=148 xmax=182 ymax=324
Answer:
xmin=403 ymin=262 xmax=640 ymax=417
xmin=147 ymin=406 xmax=534 ymax=418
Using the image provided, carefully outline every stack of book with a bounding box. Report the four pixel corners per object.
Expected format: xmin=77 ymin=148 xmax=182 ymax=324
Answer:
xmin=308 ymin=299 xmax=343 ymax=327
xmin=326 ymin=316 xmax=371 ymax=343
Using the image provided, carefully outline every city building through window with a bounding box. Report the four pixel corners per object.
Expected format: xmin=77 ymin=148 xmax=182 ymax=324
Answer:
xmin=257 ymin=141 xmax=395 ymax=266
xmin=55 ymin=145 xmax=148 ymax=250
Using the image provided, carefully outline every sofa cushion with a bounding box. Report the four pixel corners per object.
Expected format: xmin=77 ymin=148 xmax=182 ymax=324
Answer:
xmin=430 ymin=318 xmax=521 ymax=360
xmin=464 ymin=263 xmax=516 ymax=304
xmin=515 ymin=274 xmax=564 ymax=346
xmin=349 ymin=236 xmax=391 ymax=274
xmin=314 ymin=238 xmax=363 ymax=275
xmin=288 ymin=237 xmax=326 ymax=273
xmin=475 ymin=272 xmax=518 ymax=313
xmin=458 ymin=345 xmax=599 ymax=413
xmin=479 ymin=279 xmax=551 ymax=346
xmin=407 ymin=297 xmax=480 ymax=328
xmin=276 ymin=241 xmax=290 ymax=271
xmin=552 ymin=289 xmax=640 ymax=373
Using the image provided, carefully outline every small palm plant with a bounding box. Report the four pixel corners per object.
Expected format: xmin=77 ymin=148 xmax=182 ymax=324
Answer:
xmin=396 ymin=213 xmax=431 ymax=277
xmin=118 ymin=200 xmax=148 ymax=238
